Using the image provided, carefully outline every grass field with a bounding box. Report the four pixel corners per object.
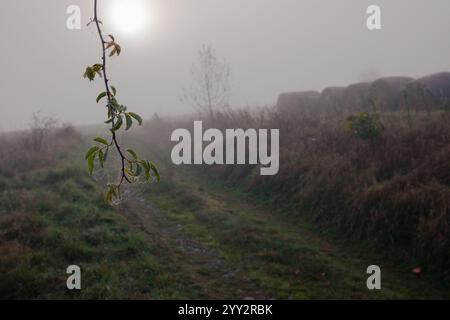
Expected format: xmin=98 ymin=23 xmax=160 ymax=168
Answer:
xmin=2 ymin=156 xmax=448 ymax=299
xmin=1 ymin=112 xmax=450 ymax=299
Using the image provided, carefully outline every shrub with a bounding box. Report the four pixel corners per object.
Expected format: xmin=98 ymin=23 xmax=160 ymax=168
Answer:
xmin=345 ymin=112 xmax=383 ymax=142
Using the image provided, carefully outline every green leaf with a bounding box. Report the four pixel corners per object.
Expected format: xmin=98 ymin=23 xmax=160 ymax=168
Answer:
xmin=105 ymin=117 xmax=114 ymax=124
xmin=140 ymin=160 xmax=150 ymax=180
xmin=115 ymin=43 xmax=122 ymax=56
xmin=84 ymin=64 xmax=103 ymax=81
xmin=144 ymin=166 xmax=151 ymax=180
xmin=92 ymin=64 xmax=103 ymax=71
xmin=94 ymin=137 xmax=109 ymax=145
xmin=127 ymin=149 xmax=138 ymax=160
xmin=103 ymin=148 xmax=109 ymax=162
xmin=109 ymin=99 xmax=120 ymax=112
xmin=92 ymin=64 xmax=103 ymax=78
xmin=96 ymin=92 xmax=107 ymax=103
xmin=111 ymin=185 xmax=118 ymax=199
xmin=125 ymin=113 xmax=133 ymax=130
xmin=85 ymin=146 xmax=100 ymax=160
xmin=149 ymin=161 xmax=160 ymax=182
xmin=87 ymin=153 xmax=95 ymax=175
xmin=135 ymin=164 xmax=142 ymax=176
xmin=83 ymin=67 xmax=95 ymax=81
xmin=111 ymin=86 xmax=117 ymax=96
xmin=105 ymin=184 xmax=120 ymax=203
xmin=105 ymin=185 xmax=114 ymax=203
xmin=125 ymin=167 xmax=134 ymax=178
xmin=98 ymin=150 xmax=105 ymax=168
xmin=105 ymin=189 xmax=113 ymax=203
xmin=111 ymin=115 xmax=123 ymax=132
xmin=128 ymin=112 xmax=143 ymax=125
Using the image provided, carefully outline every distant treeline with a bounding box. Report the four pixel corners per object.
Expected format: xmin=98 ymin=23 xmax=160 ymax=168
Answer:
xmin=277 ymin=72 xmax=450 ymax=116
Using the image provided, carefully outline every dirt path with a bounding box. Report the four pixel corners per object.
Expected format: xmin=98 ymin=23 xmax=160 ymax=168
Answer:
xmin=121 ymin=192 xmax=267 ymax=299
xmin=119 ymin=174 xmax=450 ymax=299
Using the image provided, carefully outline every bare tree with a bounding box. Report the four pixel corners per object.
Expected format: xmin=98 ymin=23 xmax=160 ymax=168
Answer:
xmin=29 ymin=111 xmax=58 ymax=152
xmin=182 ymin=44 xmax=231 ymax=120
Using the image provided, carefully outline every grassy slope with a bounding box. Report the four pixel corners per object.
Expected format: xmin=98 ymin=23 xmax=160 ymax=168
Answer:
xmin=0 ymin=157 xmax=192 ymax=299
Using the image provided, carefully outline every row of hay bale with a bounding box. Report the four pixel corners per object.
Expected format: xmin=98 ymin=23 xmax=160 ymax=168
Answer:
xmin=277 ymin=72 xmax=450 ymax=116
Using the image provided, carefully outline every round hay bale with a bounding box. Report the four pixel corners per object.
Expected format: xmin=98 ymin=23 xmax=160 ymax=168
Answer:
xmin=368 ymin=76 xmax=414 ymax=112
xmin=342 ymin=82 xmax=373 ymax=114
xmin=320 ymin=87 xmax=346 ymax=115
xmin=401 ymin=72 xmax=450 ymax=112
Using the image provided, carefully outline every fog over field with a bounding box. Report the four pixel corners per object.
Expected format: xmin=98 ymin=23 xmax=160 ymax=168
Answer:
xmin=1 ymin=0 xmax=450 ymax=131
xmin=3 ymin=0 xmax=450 ymax=301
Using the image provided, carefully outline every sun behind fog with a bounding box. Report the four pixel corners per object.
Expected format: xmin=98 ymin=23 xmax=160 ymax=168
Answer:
xmin=110 ymin=0 xmax=149 ymax=36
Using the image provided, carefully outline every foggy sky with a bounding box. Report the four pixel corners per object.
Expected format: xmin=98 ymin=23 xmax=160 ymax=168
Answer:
xmin=1 ymin=0 xmax=450 ymax=131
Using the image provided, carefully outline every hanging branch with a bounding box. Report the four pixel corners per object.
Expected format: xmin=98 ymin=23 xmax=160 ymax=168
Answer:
xmin=84 ymin=0 xmax=159 ymax=203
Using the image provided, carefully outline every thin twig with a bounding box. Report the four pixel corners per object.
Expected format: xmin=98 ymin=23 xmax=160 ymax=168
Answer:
xmin=93 ymin=0 xmax=131 ymax=184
